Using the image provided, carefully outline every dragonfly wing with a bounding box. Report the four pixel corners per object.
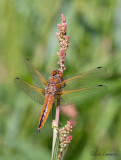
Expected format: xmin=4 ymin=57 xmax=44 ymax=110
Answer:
xmin=58 ymin=66 xmax=107 ymax=90
xmin=25 ymin=58 xmax=47 ymax=87
xmin=14 ymin=77 xmax=45 ymax=104
xmin=37 ymin=94 xmax=54 ymax=132
xmin=58 ymin=85 xmax=107 ymax=105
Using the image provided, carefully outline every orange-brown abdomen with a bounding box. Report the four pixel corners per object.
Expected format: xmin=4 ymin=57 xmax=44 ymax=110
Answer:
xmin=37 ymin=95 xmax=54 ymax=132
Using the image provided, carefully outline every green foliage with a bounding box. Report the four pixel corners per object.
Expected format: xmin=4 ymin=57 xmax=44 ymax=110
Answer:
xmin=0 ymin=0 xmax=121 ymax=160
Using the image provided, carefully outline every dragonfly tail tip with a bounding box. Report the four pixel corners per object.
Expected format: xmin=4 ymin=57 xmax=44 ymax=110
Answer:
xmin=37 ymin=128 xmax=40 ymax=133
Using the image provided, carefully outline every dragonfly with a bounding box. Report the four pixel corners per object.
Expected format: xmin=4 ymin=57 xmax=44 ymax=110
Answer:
xmin=14 ymin=58 xmax=106 ymax=133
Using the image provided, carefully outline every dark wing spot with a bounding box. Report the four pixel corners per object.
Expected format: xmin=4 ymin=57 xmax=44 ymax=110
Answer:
xmin=26 ymin=58 xmax=29 ymax=61
xmin=98 ymin=85 xmax=103 ymax=86
xmin=16 ymin=77 xmax=19 ymax=79
xmin=97 ymin=66 xmax=102 ymax=69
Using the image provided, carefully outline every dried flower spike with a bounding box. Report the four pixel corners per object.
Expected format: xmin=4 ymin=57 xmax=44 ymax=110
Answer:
xmin=56 ymin=14 xmax=69 ymax=72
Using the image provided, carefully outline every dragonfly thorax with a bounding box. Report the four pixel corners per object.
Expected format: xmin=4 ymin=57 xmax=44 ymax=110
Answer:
xmin=45 ymin=71 xmax=64 ymax=97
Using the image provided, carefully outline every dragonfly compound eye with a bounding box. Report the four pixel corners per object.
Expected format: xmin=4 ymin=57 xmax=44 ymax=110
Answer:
xmin=52 ymin=70 xmax=58 ymax=76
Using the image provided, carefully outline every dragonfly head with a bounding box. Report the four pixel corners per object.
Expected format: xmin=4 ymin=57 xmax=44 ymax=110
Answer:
xmin=52 ymin=70 xmax=63 ymax=79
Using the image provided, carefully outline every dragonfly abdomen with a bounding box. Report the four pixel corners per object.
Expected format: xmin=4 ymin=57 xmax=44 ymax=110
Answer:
xmin=37 ymin=94 xmax=54 ymax=133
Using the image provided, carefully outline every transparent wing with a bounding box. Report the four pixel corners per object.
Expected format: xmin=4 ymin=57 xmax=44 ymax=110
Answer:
xmin=57 ymin=85 xmax=107 ymax=105
xmin=25 ymin=58 xmax=47 ymax=88
xmin=58 ymin=66 xmax=106 ymax=90
xmin=14 ymin=77 xmax=45 ymax=104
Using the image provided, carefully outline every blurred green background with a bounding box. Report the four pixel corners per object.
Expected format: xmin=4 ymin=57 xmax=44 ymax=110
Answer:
xmin=0 ymin=0 xmax=121 ymax=160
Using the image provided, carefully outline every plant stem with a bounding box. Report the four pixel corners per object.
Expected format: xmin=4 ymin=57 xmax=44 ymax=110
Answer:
xmin=55 ymin=99 xmax=60 ymax=126
xmin=52 ymin=99 xmax=60 ymax=159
